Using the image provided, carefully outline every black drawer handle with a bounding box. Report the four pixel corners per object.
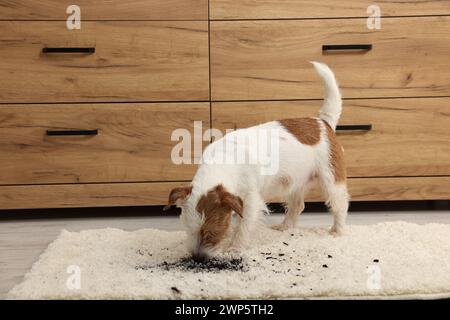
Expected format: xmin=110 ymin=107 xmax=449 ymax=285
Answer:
xmin=42 ymin=47 xmax=95 ymax=54
xmin=336 ymin=124 xmax=372 ymax=131
xmin=322 ymin=44 xmax=372 ymax=51
xmin=46 ymin=129 xmax=98 ymax=136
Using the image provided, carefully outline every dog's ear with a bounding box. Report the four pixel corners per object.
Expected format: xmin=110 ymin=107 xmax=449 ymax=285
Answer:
xmin=223 ymin=193 xmax=244 ymax=217
xmin=164 ymin=185 xmax=193 ymax=211
xmin=215 ymin=185 xmax=244 ymax=217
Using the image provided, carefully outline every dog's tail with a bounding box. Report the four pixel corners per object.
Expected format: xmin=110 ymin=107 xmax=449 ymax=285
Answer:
xmin=310 ymin=61 xmax=342 ymax=130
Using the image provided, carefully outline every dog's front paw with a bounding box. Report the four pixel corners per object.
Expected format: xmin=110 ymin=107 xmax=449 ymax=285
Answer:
xmin=228 ymin=236 xmax=245 ymax=253
xmin=271 ymin=223 xmax=290 ymax=231
xmin=329 ymin=225 xmax=346 ymax=237
xmin=227 ymin=244 xmax=243 ymax=255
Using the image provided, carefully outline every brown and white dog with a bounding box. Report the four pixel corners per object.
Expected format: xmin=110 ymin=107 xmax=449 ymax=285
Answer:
xmin=165 ymin=62 xmax=349 ymax=261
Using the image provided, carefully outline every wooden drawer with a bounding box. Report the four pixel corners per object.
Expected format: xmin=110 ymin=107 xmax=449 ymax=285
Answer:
xmin=2 ymin=177 xmax=450 ymax=209
xmin=0 ymin=21 xmax=209 ymax=103
xmin=211 ymin=0 xmax=450 ymax=20
xmin=0 ymin=103 xmax=209 ymax=185
xmin=211 ymin=17 xmax=450 ymax=101
xmin=0 ymin=0 xmax=208 ymax=20
xmin=212 ymin=98 xmax=450 ymax=178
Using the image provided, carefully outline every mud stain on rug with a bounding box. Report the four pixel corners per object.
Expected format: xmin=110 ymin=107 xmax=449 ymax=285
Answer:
xmin=136 ymin=257 xmax=247 ymax=273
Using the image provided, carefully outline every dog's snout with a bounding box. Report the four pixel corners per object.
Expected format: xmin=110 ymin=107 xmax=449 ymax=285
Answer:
xmin=192 ymin=252 xmax=207 ymax=262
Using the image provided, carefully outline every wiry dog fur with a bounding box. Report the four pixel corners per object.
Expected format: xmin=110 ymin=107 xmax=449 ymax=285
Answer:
xmin=166 ymin=62 xmax=350 ymax=260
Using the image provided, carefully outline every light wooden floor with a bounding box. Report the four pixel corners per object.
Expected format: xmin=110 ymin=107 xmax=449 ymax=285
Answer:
xmin=1 ymin=210 xmax=449 ymax=299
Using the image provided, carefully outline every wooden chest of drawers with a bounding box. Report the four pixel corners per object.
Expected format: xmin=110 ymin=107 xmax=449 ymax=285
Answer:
xmin=1 ymin=0 xmax=449 ymax=209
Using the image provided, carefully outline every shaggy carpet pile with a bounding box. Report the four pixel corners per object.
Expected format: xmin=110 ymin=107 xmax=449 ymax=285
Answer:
xmin=8 ymin=221 xmax=450 ymax=299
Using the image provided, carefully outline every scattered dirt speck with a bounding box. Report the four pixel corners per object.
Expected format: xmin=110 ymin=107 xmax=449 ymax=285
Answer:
xmin=171 ymin=286 xmax=181 ymax=294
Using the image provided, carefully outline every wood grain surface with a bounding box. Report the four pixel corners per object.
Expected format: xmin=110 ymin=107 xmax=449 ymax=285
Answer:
xmin=0 ymin=0 xmax=208 ymax=20
xmin=0 ymin=103 xmax=209 ymax=184
xmin=210 ymin=0 xmax=450 ymax=20
xmin=211 ymin=17 xmax=450 ymax=100
xmin=0 ymin=21 xmax=209 ymax=103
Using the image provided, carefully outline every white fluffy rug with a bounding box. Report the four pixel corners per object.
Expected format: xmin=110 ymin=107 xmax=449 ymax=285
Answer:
xmin=8 ymin=221 xmax=450 ymax=299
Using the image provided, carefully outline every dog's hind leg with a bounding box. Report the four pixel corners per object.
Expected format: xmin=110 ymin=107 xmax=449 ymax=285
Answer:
xmin=318 ymin=164 xmax=349 ymax=235
xmin=272 ymin=188 xmax=305 ymax=231
xmin=317 ymin=120 xmax=350 ymax=235
xmin=324 ymin=182 xmax=349 ymax=235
